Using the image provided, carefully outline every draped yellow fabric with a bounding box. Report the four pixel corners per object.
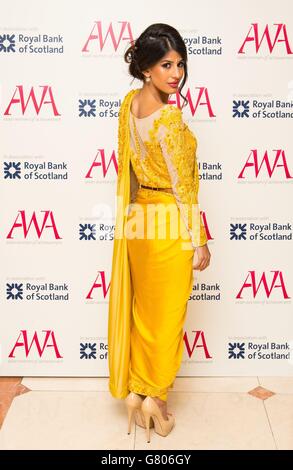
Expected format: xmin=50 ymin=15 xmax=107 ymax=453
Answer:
xmin=108 ymin=88 xmax=206 ymax=401
xmin=126 ymin=188 xmax=195 ymax=401
xmin=108 ymin=89 xmax=137 ymax=399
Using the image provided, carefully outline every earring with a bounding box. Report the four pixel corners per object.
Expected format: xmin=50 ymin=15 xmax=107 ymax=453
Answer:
xmin=145 ymin=76 xmax=151 ymax=82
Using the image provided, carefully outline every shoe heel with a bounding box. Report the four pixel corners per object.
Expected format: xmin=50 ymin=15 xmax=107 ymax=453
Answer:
xmin=127 ymin=405 xmax=136 ymax=435
xmin=125 ymin=392 xmax=143 ymax=435
xmin=143 ymin=411 xmax=152 ymax=443
xmin=142 ymin=396 xmax=175 ymax=438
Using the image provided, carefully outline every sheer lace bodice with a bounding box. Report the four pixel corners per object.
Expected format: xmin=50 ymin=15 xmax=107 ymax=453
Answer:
xmin=124 ymin=91 xmax=207 ymax=248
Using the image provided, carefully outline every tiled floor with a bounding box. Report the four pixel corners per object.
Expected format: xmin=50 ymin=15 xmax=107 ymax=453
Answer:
xmin=0 ymin=376 xmax=292 ymax=449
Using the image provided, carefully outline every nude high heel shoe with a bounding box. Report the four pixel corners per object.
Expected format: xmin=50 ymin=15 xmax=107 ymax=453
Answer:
xmin=141 ymin=396 xmax=175 ymax=443
xmin=125 ymin=392 xmax=154 ymax=434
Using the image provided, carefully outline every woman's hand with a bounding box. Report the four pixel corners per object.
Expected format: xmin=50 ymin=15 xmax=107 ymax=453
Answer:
xmin=193 ymin=244 xmax=211 ymax=271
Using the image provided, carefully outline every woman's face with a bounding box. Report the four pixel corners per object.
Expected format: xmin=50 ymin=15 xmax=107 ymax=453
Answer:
xmin=143 ymin=49 xmax=185 ymax=95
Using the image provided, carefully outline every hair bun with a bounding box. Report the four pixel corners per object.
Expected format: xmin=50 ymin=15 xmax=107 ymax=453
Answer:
xmin=130 ymin=44 xmax=138 ymax=62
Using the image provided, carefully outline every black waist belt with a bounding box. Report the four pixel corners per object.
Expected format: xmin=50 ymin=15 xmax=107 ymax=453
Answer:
xmin=140 ymin=184 xmax=172 ymax=191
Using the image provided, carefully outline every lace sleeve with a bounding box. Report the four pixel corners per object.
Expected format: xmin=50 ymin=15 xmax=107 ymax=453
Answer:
xmin=157 ymin=106 xmax=207 ymax=249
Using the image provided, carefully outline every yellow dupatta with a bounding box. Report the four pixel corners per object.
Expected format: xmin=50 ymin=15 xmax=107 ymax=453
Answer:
xmin=108 ymin=88 xmax=139 ymax=399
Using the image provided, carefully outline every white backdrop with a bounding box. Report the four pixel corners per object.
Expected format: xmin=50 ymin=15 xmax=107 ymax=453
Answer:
xmin=0 ymin=0 xmax=292 ymax=377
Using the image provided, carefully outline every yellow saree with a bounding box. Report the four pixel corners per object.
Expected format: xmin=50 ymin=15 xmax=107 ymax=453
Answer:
xmin=108 ymin=88 xmax=206 ymax=401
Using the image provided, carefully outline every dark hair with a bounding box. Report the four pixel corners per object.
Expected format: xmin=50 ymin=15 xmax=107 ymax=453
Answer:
xmin=124 ymin=23 xmax=188 ymax=107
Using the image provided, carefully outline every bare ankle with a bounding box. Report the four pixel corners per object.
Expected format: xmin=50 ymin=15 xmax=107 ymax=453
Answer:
xmin=153 ymin=396 xmax=164 ymax=406
xmin=152 ymin=397 xmax=169 ymax=419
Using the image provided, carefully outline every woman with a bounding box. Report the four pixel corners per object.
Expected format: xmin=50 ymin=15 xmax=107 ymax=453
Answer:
xmin=108 ymin=23 xmax=211 ymax=443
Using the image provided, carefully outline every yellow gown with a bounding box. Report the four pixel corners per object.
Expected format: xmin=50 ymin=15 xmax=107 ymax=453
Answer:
xmin=108 ymin=88 xmax=207 ymax=401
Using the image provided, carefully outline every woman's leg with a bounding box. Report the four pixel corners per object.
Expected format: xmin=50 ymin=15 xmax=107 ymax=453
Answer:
xmin=152 ymin=397 xmax=170 ymax=420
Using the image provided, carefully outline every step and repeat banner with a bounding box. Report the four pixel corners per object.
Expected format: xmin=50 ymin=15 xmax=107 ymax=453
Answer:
xmin=0 ymin=0 xmax=292 ymax=376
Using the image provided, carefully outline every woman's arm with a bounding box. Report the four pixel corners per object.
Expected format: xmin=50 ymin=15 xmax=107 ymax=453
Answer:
xmin=157 ymin=106 xmax=208 ymax=249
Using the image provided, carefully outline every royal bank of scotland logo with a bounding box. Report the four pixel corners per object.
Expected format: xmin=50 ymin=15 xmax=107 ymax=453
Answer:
xmin=80 ymin=343 xmax=97 ymax=359
xmin=228 ymin=342 xmax=245 ymax=359
xmin=6 ymin=283 xmax=23 ymax=300
xmin=0 ymin=34 xmax=16 ymax=53
xmin=230 ymin=223 xmax=247 ymax=240
xmin=79 ymin=99 xmax=96 ymax=117
xmin=79 ymin=223 xmax=96 ymax=240
xmin=4 ymin=162 xmax=21 ymax=179
xmin=233 ymin=100 xmax=250 ymax=118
